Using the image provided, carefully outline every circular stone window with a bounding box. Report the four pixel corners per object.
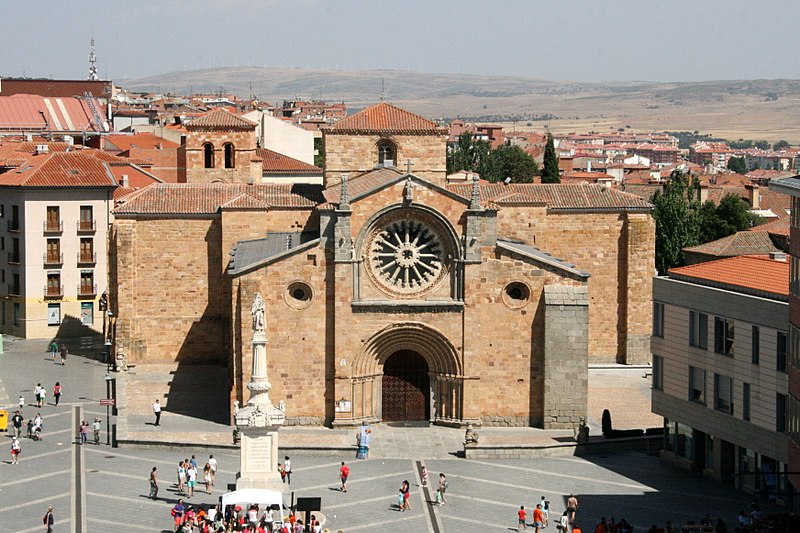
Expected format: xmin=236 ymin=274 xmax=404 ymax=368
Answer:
xmin=502 ymin=282 xmax=530 ymax=308
xmin=365 ymin=210 xmax=452 ymax=297
xmin=285 ymin=281 xmax=313 ymax=309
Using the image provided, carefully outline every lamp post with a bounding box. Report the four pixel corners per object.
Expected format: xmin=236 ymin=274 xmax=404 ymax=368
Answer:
xmin=104 ymin=372 xmax=112 ymax=445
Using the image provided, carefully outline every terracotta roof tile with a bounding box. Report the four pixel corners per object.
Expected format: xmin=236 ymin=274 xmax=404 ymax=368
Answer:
xmin=186 ymin=108 xmax=256 ymax=129
xmin=669 ymin=255 xmax=788 ymax=298
xmin=0 ymin=151 xmax=115 ymax=188
xmin=683 ymin=231 xmax=780 ymax=257
xmin=750 ymin=217 xmax=789 ymax=237
xmin=255 ymin=148 xmax=322 ymax=174
xmin=105 ymin=132 xmax=179 ymax=151
xmin=329 ymin=102 xmax=444 ymax=134
xmin=114 ymin=183 xmax=324 ymax=215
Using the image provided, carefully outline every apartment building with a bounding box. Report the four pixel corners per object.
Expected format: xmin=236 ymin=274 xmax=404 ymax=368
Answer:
xmin=652 ymin=255 xmax=791 ymax=501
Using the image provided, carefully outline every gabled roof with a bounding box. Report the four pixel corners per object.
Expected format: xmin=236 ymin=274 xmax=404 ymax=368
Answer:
xmin=186 ymin=108 xmax=257 ymax=129
xmin=105 ymin=132 xmax=179 ymax=151
xmin=750 ymin=216 xmax=789 ymax=237
xmin=255 ymin=148 xmax=322 ymax=174
xmin=669 ymin=255 xmax=788 ymax=300
xmin=497 ymin=239 xmax=590 ymax=279
xmin=0 ymin=151 xmax=116 ymax=188
xmin=328 ymin=102 xmax=443 ymax=134
xmin=0 ymin=94 xmax=107 ymax=133
xmin=683 ymin=231 xmax=780 ymax=258
xmin=113 ymin=183 xmax=324 ymax=215
xmin=228 ymin=232 xmax=319 ymax=275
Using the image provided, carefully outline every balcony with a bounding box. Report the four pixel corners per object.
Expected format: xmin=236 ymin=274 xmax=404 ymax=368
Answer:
xmin=43 ymin=252 xmax=64 ymax=266
xmin=77 ymin=283 xmax=97 ymax=297
xmin=77 ymin=220 xmax=96 ymax=233
xmin=7 ymin=252 xmax=20 ymax=264
xmin=43 ymin=220 xmax=63 ymax=234
xmin=44 ymin=285 xmax=64 ymax=298
xmin=77 ymin=252 xmax=96 ymax=265
xmin=7 ymin=219 xmax=20 ymax=232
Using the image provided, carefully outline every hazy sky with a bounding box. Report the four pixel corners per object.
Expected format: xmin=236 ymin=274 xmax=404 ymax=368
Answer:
xmin=1 ymin=0 xmax=798 ymax=83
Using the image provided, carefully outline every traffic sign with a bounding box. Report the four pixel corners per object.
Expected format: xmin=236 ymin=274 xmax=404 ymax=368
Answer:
xmin=99 ymin=399 xmax=115 ymax=406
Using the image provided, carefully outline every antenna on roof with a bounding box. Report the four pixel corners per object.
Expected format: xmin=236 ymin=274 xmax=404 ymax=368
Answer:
xmin=88 ymin=37 xmax=99 ymax=81
xmin=380 ymin=78 xmax=386 ymax=102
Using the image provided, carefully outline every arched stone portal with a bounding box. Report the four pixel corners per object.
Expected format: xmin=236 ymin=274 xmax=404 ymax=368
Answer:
xmin=382 ymin=350 xmax=430 ymax=421
xmin=343 ymin=322 xmax=465 ymax=425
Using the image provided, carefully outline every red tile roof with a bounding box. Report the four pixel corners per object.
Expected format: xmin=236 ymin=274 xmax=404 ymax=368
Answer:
xmin=683 ymin=231 xmax=780 ymax=257
xmin=114 ymin=183 xmax=324 ymax=215
xmin=186 ymin=108 xmax=257 ymax=129
xmin=750 ymin=216 xmax=789 ymax=237
xmin=669 ymin=255 xmax=788 ymax=298
xmin=105 ymin=132 xmax=179 ymax=151
xmin=0 ymin=94 xmax=106 ymax=133
xmin=0 ymin=151 xmax=116 ymax=187
xmin=322 ymin=167 xmax=403 ymax=203
xmin=329 ymin=102 xmax=443 ymax=134
xmin=255 ymin=148 xmax=322 ymax=174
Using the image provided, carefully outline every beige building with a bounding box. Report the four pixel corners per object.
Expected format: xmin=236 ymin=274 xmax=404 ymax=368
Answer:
xmin=111 ymin=102 xmax=655 ymax=428
xmin=652 ymin=255 xmax=790 ymax=499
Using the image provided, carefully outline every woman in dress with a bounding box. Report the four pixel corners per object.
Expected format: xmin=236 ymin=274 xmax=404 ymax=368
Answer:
xmin=203 ymin=462 xmax=212 ymax=494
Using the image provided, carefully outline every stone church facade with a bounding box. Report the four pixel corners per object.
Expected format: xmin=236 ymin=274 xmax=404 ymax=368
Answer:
xmin=111 ymin=102 xmax=654 ymax=428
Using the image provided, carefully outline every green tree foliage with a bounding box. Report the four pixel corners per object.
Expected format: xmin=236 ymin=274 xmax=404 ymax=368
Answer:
xmin=754 ymin=140 xmax=770 ymax=150
xmin=773 ymin=140 xmax=791 ymax=150
xmin=726 ymin=156 xmax=747 ymax=174
xmin=716 ymin=193 xmax=760 ymax=232
xmin=478 ymin=144 xmax=538 ymax=183
xmin=651 ymin=171 xmax=701 ymax=274
xmin=446 ymin=133 xmax=490 ymax=174
xmin=541 ymin=133 xmax=560 ymax=183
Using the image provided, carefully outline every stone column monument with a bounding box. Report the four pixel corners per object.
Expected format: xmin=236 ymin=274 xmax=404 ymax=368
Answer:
xmin=235 ymin=293 xmax=286 ymax=490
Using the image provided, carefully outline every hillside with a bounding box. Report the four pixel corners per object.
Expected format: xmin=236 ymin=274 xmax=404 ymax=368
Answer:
xmin=124 ymin=68 xmax=800 ymax=143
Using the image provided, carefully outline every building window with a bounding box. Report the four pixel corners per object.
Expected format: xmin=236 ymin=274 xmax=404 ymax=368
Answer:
xmin=791 ymin=324 xmax=800 ymax=370
xmin=743 ymin=382 xmax=751 ymax=421
xmin=79 ymin=271 xmax=95 ymax=296
xmin=777 ymin=331 xmax=787 ymax=373
xmin=10 ymin=237 xmax=20 ymax=263
xmin=689 ymin=311 xmax=708 ymax=349
xmin=777 ymin=393 xmax=787 ymax=433
xmin=689 ymin=365 xmax=705 ymax=404
xmin=653 ymin=355 xmax=664 ymax=390
xmin=224 ymin=143 xmax=235 ymax=168
xmin=377 ymin=140 xmax=396 ymax=167
xmin=792 ymin=256 xmax=800 ymax=297
xmin=46 ymin=239 xmax=61 ymax=265
xmin=0 ymin=236 xmax=4 ymax=250
xmin=47 ymin=303 xmax=61 ymax=326
xmin=13 ymin=302 xmax=20 ymax=326
xmin=714 ymin=373 xmax=733 ymax=414
xmin=46 ymin=273 xmax=61 ymax=297
xmin=45 ymin=206 xmax=60 ymax=232
xmin=9 ymin=205 xmax=20 ymax=231
xmin=653 ymin=302 xmax=664 ymax=338
xmin=714 ymin=317 xmax=734 ymax=356
xmin=79 ymin=206 xmax=94 ymax=232
xmin=79 ymin=238 xmax=94 ymax=263
xmin=11 ymin=273 xmax=20 ymax=295
xmin=751 ymin=326 xmax=760 ymax=365
xmin=792 ymin=197 xmax=800 ymax=228
xmin=203 ymin=143 xmax=215 ymax=168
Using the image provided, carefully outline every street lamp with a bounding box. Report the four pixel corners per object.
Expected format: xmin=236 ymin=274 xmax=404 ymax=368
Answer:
xmin=104 ymin=372 xmax=112 ymax=445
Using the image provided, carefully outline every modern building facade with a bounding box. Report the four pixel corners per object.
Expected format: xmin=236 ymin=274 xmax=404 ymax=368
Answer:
xmin=652 ymin=255 xmax=791 ymax=501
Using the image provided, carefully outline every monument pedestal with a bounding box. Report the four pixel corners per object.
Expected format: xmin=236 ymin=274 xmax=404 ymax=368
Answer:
xmin=237 ymin=426 xmax=283 ymax=491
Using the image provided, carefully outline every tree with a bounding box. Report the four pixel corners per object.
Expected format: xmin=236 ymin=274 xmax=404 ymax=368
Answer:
xmin=478 ymin=144 xmax=538 ymax=183
xmin=651 ymin=171 xmax=701 ymax=274
xmin=716 ymin=193 xmax=760 ymax=232
xmin=754 ymin=140 xmax=770 ymax=150
xmin=541 ymin=133 xmax=560 ymax=183
xmin=726 ymin=156 xmax=747 ymax=174
xmin=446 ymin=133 xmax=490 ymax=174
xmin=773 ymin=140 xmax=791 ymax=151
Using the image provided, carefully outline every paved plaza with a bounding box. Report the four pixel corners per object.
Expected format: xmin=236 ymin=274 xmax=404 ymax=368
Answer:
xmin=0 ymin=335 xmax=782 ymax=532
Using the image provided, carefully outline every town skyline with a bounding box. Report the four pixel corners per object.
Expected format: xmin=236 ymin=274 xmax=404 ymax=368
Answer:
xmin=2 ymin=0 xmax=799 ymax=83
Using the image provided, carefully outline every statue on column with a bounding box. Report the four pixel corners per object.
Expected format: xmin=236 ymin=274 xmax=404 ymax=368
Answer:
xmin=251 ymin=293 xmax=265 ymax=333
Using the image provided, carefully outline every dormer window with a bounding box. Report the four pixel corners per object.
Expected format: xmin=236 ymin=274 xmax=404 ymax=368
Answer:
xmin=224 ymin=143 xmax=235 ymax=169
xmin=377 ymin=140 xmax=396 ymax=167
xmin=204 ymin=143 xmax=215 ymax=168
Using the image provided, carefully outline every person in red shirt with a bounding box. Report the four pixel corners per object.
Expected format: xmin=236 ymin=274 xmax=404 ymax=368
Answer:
xmin=518 ymin=505 xmax=527 ymax=531
xmin=533 ymin=503 xmax=545 ymax=533
xmin=339 ymin=461 xmax=350 ymax=492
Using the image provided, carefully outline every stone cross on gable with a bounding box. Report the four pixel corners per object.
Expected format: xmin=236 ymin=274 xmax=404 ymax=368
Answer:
xmin=405 ymin=159 xmax=414 ymax=175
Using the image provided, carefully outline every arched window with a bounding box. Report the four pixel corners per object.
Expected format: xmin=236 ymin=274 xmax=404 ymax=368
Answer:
xmin=203 ymin=143 xmax=214 ymax=168
xmin=224 ymin=143 xmax=235 ymax=169
xmin=377 ymin=140 xmax=395 ymax=167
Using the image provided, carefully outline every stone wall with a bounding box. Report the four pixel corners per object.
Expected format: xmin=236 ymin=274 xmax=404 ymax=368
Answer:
xmin=185 ymin=129 xmax=258 ymax=184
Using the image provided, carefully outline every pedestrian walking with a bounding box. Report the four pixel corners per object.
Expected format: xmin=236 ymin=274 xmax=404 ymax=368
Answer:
xmin=540 ymin=496 xmax=550 ymax=527
xmin=49 ymin=340 xmax=58 ymax=362
xmin=402 ymin=479 xmax=411 ymax=511
xmin=53 ymin=382 xmax=62 ymax=406
xmin=43 ymin=506 xmax=54 ymax=533
xmin=153 ymin=399 xmax=161 ymax=426
xmin=32 ymin=413 xmax=43 ymax=441
xmin=171 ymin=499 xmax=185 ymax=532
xmin=79 ymin=421 xmax=88 ymax=444
xmin=533 ymin=503 xmax=545 ymax=533
xmin=39 ymin=387 xmax=46 ymax=407
xmin=278 ymin=463 xmax=286 ymax=483
xmin=18 ymin=394 xmax=25 ymax=410
xmin=11 ymin=410 xmax=24 ymax=438
xmin=26 ymin=418 xmax=34 ymax=439
xmin=92 ymin=418 xmax=101 ymax=444
xmin=208 ymin=454 xmax=217 ymax=486
xmin=420 ymin=465 xmax=429 ymax=487
xmin=59 ymin=344 xmax=67 ymax=365
xmin=518 ymin=505 xmax=527 ymax=531
xmin=190 ymin=454 xmax=198 ymax=470
xmin=149 ymin=467 xmax=159 ymax=500
xmin=177 ymin=460 xmax=186 ymax=494
xmin=283 ymin=456 xmax=292 ymax=484
xmin=34 ymin=384 xmax=43 ymax=408
xmin=339 ymin=462 xmax=350 ymax=492
xmin=10 ymin=436 xmax=21 ymax=464
xmin=203 ymin=463 xmax=212 ymax=494
xmin=186 ymin=462 xmax=197 ymax=498
xmin=437 ymin=473 xmax=448 ymax=505
xmin=567 ymin=494 xmax=579 ymax=525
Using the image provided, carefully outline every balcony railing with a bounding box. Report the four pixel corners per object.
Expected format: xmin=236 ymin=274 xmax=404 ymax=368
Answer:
xmin=43 ymin=220 xmax=63 ymax=234
xmin=7 ymin=219 xmax=20 ymax=232
xmin=44 ymin=285 xmax=64 ymax=298
xmin=7 ymin=252 xmax=20 ymax=264
xmin=77 ymin=220 xmax=96 ymax=233
xmin=77 ymin=252 xmax=96 ymax=265
xmin=77 ymin=283 xmax=97 ymax=297
xmin=43 ymin=252 xmax=64 ymax=266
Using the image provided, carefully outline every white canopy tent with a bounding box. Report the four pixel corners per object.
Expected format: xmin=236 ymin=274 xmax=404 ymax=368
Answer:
xmin=220 ymin=489 xmax=286 ymax=510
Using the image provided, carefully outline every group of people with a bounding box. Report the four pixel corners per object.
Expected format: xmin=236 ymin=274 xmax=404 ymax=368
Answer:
xmin=517 ymin=497 xmax=550 ymax=532
xmin=77 ymin=418 xmax=102 ymax=445
xmin=170 ymin=501 xmax=317 ymax=533
xmin=32 ymin=381 xmax=63 ymax=408
xmin=48 ymin=340 xmax=68 ymax=365
xmin=175 ymin=454 xmax=218 ymax=498
xmin=9 ymin=410 xmax=43 ymax=447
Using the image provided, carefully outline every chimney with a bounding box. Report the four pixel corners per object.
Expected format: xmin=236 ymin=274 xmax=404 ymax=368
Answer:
xmin=120 ymin=174 xmax=129 ymax=187
xmin=769 ymin=252 xmax=786 ymax=262
xmin=35 ymin=144 xmax=49 ymax=155
xmin=746 ymin=184 xmax=760 ymax=209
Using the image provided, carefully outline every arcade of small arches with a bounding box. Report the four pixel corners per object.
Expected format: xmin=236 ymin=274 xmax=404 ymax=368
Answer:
xmin=203 ymin=142 xmax=236 ymax=169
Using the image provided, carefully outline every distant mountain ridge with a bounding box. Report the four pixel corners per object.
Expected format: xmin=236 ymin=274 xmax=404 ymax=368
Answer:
xmin=123 ymin=67 xmax=800 ymax=142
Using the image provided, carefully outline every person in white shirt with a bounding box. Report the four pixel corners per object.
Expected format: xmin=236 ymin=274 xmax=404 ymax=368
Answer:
xmin=208 ymin=454 xmax=217 ymax=486
xmin=186 ymin=464 xmax=197 ymax=498
xmin=153 ymin=399 xmax=161 ymax=426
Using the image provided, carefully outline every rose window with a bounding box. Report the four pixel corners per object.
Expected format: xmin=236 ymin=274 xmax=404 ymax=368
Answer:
xmin=367 ymin=215 xmax=448 ymax=296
